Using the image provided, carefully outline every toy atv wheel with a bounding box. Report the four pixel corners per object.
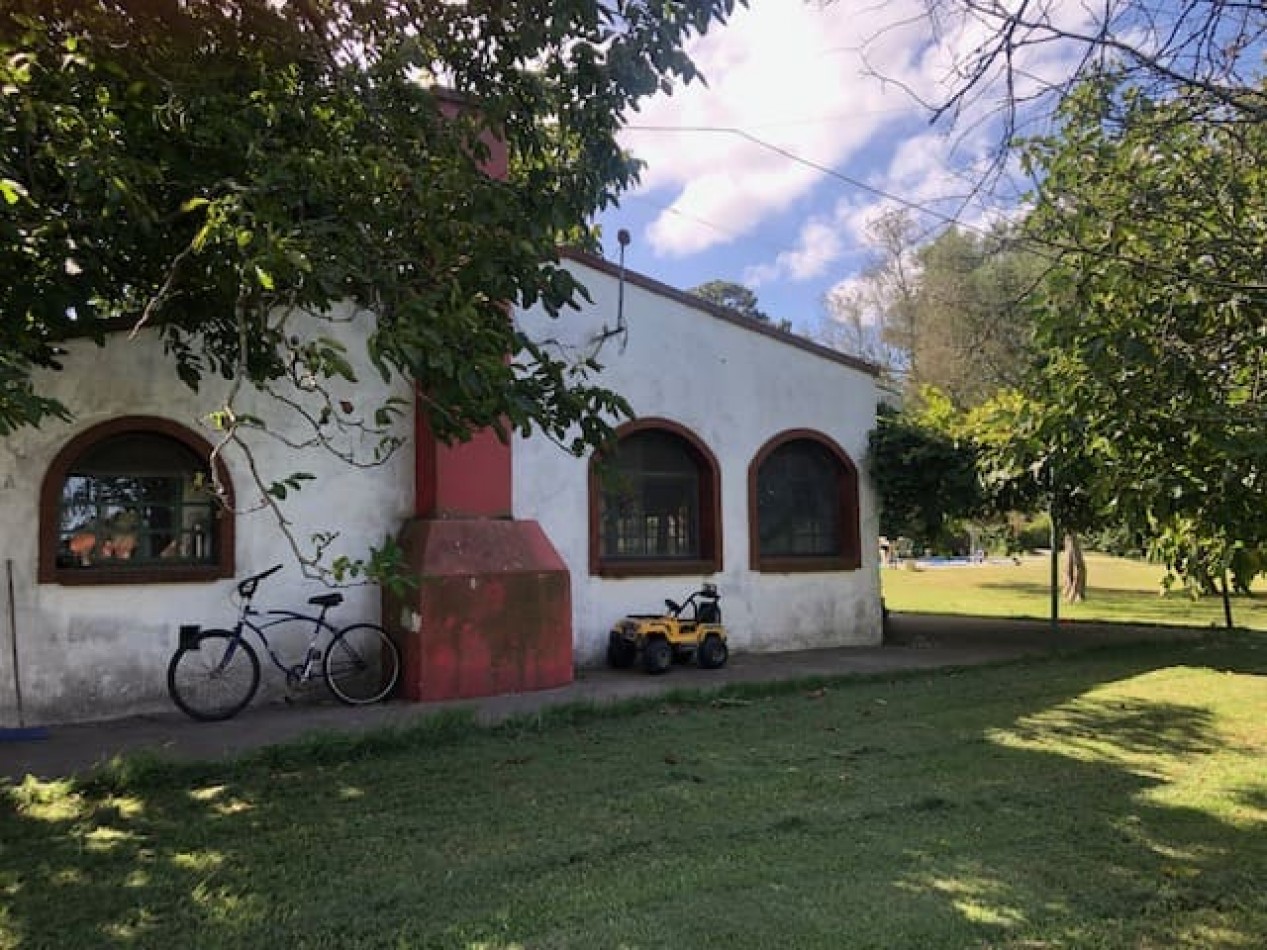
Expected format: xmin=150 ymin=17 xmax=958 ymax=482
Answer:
xmin=642 ymin=637 xmax=673 ymax=675
xmin=607 ymin=635 xmax=637 ymax=669
xmin=697 ymin=633 xmax=728 ymax=670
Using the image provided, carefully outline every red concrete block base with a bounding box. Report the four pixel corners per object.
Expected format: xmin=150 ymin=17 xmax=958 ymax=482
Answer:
xmin=386 ymin=518 xmax=573 ymax=702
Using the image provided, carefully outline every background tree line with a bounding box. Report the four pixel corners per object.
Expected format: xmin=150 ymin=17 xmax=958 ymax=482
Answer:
xmin=848 ymin=74 xmax=1267 ymax=623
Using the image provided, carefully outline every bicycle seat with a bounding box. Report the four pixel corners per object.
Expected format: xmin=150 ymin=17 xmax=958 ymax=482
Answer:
xmin=308 ymin=592 xmax=344 ymax=608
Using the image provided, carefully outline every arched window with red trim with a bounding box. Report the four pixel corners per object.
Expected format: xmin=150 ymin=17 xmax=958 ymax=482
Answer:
xmin=39 ymin=417 xmax=235 ymax=584
xmin=589 ymin=418 xmax=721 ymax=578
xmin=749 ymin=430 xmax=860 ymax=572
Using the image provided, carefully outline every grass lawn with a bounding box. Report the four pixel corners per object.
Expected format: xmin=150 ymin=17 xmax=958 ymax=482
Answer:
xmin=4 ymin=635 xmax=1267 ymax=948
xmin=883 ymin=553 xmax=1267 ymax=630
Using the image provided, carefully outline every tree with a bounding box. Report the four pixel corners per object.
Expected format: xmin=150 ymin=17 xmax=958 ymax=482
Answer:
xmin=825 ymin=213 xmax=1039 ymax=407
xmin=965 ymin=388 xmax=1099 ymax=604
xmin=689 ymin=280 xmax=770 ymax=322
xmin=819 ymin=208 xmax=920 ymax=384
xmin=907 ymin=0 xmax=1267 ymax=142
xmin=1020 ymin=75 xmax=1267 ymax=622
xmin=909 ymin=226 xmax=1040 ymax=408
xmin=816 ymin=283 xmax=895 ymax=371
xmin=2 ymin=0 xmax=741 ymax=578
xmin=844 ymin=1 xmax=1267 ymax=325
xmin=866 ymin=397 xmax=982 ymax=551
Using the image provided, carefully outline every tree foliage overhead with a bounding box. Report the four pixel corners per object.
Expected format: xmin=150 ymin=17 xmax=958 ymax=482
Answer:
xmin=0 ymin=0 xmax=741 ymax=445
xmin=917 ymin=0 xmax=1267 ymax=139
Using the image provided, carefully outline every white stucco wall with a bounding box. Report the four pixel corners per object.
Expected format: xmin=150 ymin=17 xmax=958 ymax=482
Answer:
xmin=0 ymin=308 xmax=413 ymax=726
xmin=514 ymin=256 xmax=883 ymax=665
xmin=2 ymin=261 xmax=883 ymax=726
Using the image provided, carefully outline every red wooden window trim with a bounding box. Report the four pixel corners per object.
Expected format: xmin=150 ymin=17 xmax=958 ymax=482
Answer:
xmin=748 ymin=429 xmax=861 ymax=573
xmin=38 ymin=416 xmax=236 ymax=585
xmin=588 ymin=417 xmax=722 ymax=578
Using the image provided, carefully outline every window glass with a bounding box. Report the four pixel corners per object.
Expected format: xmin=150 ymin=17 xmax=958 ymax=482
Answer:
xmin=757 ymin=439 xmax=842 ymax=558
xmin=56 ymin=433 xmax=218 ymax=570
xmin=601 ymin=430 xmax=700 ymax=560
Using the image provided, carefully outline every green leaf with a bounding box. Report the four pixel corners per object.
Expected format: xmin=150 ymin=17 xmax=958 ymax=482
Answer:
xmin=0 ymin=178 xmax=27 ymax=205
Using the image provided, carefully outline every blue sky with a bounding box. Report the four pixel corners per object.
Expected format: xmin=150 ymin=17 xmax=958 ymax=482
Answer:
xmin=593 ymin=0 xmax=1086 ymax=337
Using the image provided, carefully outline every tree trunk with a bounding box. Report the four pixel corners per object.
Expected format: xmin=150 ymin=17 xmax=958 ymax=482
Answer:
xmin=1061 ymin=532 xmax=1086 ymax=603
xmin=1219 ymin=570 xmax=1235 ymax=630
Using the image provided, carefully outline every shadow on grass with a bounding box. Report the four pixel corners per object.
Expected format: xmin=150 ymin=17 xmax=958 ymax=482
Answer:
xmin=975 ymin=579 xmax=1260 ymax=624
xmin=2 ymin=642 xmax=1266 ymax=948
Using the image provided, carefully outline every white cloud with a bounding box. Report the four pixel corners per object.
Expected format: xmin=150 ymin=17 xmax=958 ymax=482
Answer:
xmin=622 ymin=0 xmax=1095 ymax=283
xmin=624 ymin=0 xmax=933 ymax=258
xmin=743 ymin=260 xmax=780 ymax=287
xmin=744 ymin=217 xmax=844 ymax=287
xmin=782 ymin=218 xmax=845 ymax=279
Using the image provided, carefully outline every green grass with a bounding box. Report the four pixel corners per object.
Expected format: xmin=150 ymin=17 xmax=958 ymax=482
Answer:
xmin=4 ymin=636 xmax=1267 ymax=948
xmin=883 ymin=553 xmax=1267 ymax=629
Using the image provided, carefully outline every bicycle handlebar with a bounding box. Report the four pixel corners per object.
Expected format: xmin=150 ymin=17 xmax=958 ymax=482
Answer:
xmin=237 ymin=563 xmax=284 ymax=600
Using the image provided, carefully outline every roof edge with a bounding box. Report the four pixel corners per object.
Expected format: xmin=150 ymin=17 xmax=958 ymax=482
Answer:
xmin=559 ymin=248 xmax=881 ymax=378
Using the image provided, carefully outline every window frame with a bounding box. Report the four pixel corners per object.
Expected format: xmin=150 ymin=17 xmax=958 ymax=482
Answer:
xmin=588 ymin=418 xmax=722 ymax=578
xmin=39 ymin=416 xmax=236 ymax=585
xmin=748 ymin=429 xmax=861 ymax=573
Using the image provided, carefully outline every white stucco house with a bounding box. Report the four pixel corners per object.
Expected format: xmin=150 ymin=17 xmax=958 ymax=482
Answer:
xmin=517 ymin=251 xmax=882 ymax=656
xmin=0 ymin=249 xmax=883 ymax=726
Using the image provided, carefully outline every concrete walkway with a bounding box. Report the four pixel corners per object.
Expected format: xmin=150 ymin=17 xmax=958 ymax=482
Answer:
xmin=0 ymin=614 xmax=1205 ymax=781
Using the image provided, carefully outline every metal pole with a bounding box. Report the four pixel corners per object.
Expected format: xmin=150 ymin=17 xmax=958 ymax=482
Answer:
xmin=1049 ymin=513 xmax=1059 ymax=631
xmin=1049 ymin=465 xmax=1059 ymax=632
xmin=6 ymin=558 xmax=25 ymax=728
xmin=1 ymin=558 xmax=48 ymax=740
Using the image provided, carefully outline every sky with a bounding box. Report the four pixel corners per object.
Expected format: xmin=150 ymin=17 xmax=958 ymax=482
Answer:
xmin=593 ymin=0 xmax=1088 ymax=337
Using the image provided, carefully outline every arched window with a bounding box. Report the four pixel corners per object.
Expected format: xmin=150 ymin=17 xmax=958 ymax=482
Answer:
xmin=39 ymin=417 xmax=235 ymax=584
xmin=589 ymin=419 xmax=721 ymax=577
xmin=749 ymin=430 xmax=860 ymax=572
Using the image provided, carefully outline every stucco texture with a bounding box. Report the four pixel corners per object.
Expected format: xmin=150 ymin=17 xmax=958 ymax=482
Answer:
xmin=0 ymin=309 xmax=413 ymax=726
xmin=513 ymin=256 xmax=884 ymax=666
xmin=3 ymin=265 xmax=883 ymax=727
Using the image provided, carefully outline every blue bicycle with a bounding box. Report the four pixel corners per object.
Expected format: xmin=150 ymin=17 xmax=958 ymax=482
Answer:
xmin=167 ymin=564 xmax=401 ymax=721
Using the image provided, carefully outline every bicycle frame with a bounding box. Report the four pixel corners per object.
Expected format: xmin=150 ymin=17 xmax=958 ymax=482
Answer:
xmin=236 ymin=607 xmax=342 ymax=685
xmin=196 ymin=563 xmax=343 ymax=687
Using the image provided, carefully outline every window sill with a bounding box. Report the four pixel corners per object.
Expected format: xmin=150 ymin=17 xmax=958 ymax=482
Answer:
xmin=752 ymin=555 xmax=860 ymax=574
xmin=593 ymin=558 xmax=720 ymax=579
xmin=42 ymin=564 xmax=234 ymax=586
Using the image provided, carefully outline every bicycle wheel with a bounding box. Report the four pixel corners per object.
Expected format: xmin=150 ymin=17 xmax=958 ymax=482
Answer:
xmin=323 ymin=624 xmax=400 ymax=705
xmin=167 ymin=630 xmax=260 ymax=722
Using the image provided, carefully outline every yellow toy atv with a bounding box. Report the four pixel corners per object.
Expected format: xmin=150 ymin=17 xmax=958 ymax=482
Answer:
xmin=606 ymin=583 xmax=728 ymax=675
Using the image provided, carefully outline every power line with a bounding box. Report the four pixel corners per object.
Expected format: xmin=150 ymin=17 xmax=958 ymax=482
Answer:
xmin=739 ymin=106 xmax=917 ymax=129
xmin=644 ymin=200 xmax=740 ymax=241
xmin=625 ymin=123 xmax=999 ymax=239
xmin=623 ymin=122 xmax=1267 ymax=296
xmin=616 ymin=191 xmax=818 ymax=266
